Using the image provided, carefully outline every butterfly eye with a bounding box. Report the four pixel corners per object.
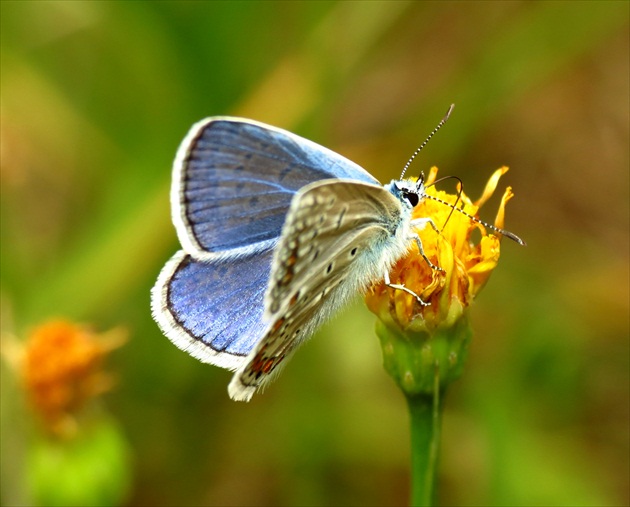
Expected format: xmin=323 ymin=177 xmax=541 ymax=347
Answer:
xmin=403 ymin=191 xmax=419 ymax=207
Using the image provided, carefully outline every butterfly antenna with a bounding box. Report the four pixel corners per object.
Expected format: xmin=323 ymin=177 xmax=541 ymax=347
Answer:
xmin=424 ymin=193 xmax=526 ymax=245
xmin=426 ymin=175 xmax=465 ymax=232
xmin=399 ymin=103 xmax=455 ymax=180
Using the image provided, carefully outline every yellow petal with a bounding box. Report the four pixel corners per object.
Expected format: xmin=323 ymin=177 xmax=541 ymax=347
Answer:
xmin=425 ymin=166 xmax=439 ymax=186
xmin=494 ymin=185 xmax=515 ymax=231
xmin=475 ymin=166 xmax=509 ymax=207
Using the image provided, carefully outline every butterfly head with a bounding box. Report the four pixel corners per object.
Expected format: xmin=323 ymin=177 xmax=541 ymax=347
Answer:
xmin=390 ymin=176 xmax=427 ymax=209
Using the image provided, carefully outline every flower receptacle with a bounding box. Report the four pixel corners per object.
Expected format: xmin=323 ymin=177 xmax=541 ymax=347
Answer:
xmin=375 ymin=312 xmax=472 ymax=397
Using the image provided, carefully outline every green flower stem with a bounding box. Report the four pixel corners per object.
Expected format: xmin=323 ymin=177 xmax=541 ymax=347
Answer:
xmin=406 ymin=375 xmax=442 ymax=506
xmin=374 ymin=313 xmax=472 ymax=506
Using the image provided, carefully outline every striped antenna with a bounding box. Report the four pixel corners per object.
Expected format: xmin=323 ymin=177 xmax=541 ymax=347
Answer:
xmin=399 ymin=104 xmax=455 ymax=180
xmin=425 ymin=193 xmax=526 ymax=245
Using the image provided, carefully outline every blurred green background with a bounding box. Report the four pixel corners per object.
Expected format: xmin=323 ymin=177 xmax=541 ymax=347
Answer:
xmin=1 ymin=1 xmax=628 ymax=506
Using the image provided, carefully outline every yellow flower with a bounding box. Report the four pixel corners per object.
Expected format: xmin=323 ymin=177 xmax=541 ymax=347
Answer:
xmin=367 ymin=166 xmax=516 ymax=331
xmin=365 ymin=167 xmax=520 ymax=394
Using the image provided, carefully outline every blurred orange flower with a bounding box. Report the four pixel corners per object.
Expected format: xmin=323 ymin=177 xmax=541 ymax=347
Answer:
xmin=20 ymin=320 xmax=126 ymax=436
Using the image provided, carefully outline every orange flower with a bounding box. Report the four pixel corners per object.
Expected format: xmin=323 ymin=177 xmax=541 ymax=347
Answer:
xmin=20 ymin=320 xmax=125 ymax=436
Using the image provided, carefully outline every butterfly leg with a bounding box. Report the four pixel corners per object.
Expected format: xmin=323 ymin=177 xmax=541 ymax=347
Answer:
xmin=384 ymin=270 xmax=429 ymax=306
xmin=409 ymin=218 xmax=445 ymax=273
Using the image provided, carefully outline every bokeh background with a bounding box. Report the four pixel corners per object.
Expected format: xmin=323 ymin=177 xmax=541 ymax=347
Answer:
xmin=1 ymin=1 xmax=628 ymax=506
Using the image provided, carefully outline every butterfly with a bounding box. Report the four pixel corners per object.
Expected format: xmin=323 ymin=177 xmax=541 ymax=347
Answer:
xmin=151 ymin=106 xmax=523 ymax=402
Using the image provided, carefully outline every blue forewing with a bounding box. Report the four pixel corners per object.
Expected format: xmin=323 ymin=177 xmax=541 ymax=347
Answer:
xmin=172 ymin=118 xmax=380 ymax=261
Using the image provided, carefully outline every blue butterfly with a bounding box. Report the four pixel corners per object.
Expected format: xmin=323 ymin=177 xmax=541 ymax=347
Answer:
xmin=151 ymin=110 xmax=521 ymax=401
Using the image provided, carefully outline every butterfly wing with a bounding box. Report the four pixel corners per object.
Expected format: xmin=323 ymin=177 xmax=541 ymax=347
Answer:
xmin=172 ymin=117 xmax=380 ymax=260
xmin=151 ymin=249 xmax=274 ymax=370
xmin=228 ymin=179 xmax=411 ymax=401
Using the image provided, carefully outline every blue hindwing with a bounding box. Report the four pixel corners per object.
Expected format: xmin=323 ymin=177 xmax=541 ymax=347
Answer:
xmin=151 ymin=249 xmax=274 ymax=370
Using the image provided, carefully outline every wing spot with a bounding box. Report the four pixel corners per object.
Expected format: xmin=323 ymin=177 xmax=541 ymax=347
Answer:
xmin=350 ymin=247 xmax=358 ymax=257
xmin=278 ymin=166 xmax=292 ymax=181
xmin=326 ymin=262 xmax=333 ymax=274
xmin=262 ymin=359 xmax=275 ymax=373
xmin=336 ymin=207 xmax=347 ymax=229
xmin=271 ymin=318 xmax=285 ymax=334
xmin=280 ymin=271 xmax=293 ymax=286
xmin=289 ymin=292 xmax=299 ymax=307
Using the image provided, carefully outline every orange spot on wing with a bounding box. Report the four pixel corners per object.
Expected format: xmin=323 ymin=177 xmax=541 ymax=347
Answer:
xmin=289 ymin=293 xmax=299 ymax=307
xmin=271 ymin=318 xmax=285 ymax=334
